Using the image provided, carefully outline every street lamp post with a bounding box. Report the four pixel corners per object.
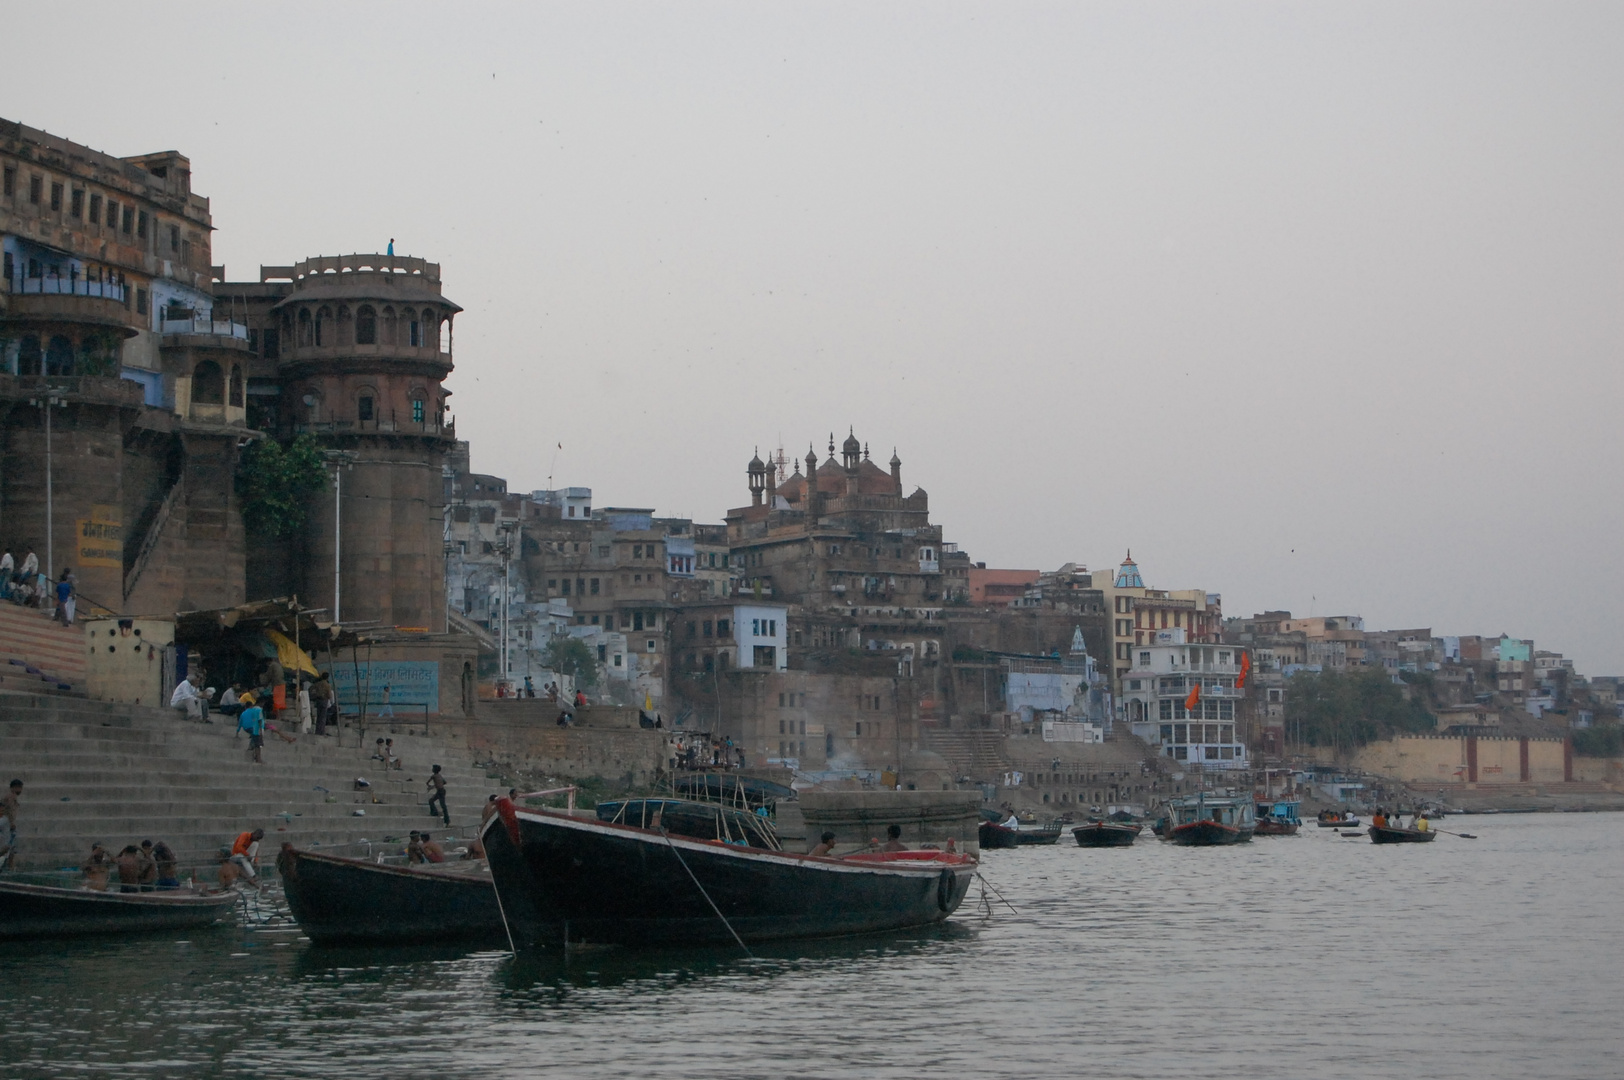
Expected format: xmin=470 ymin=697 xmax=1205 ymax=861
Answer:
xmin=28 ymin=391 xmax=66 ymax=583
xmin=322 ymin=450 xmax=358 ymax=622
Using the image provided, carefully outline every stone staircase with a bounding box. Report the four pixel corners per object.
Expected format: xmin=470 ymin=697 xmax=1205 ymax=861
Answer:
xmin=922 ymin=729 xmax=1012 ymax=778
xmin=0 ymin=693 xmax=499 ymax=878
xmin=0 ymin=604 xmax=86 ymax=696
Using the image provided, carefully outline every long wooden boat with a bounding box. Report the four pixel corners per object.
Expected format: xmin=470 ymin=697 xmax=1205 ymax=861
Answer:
xmin=276 ymin=844 xmax=507 ymax=945
xmin=0 ymin=878 xmax=239 ymax=939
xmin=1072 ymin=820 xmax=1141 ymax=847
xmin=1367 ymin=824 xmax=1437 ymax=845
xmin=1164 ymin=793 xmax=1256 ymax=846
xmin=481 ymin=796 xmax=977 ymax=948
xmin=1315 ymin=811 xmax=1361 ymax=828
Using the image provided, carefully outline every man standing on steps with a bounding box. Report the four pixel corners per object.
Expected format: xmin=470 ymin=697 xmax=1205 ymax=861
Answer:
xmin=239 ymin=700 xmax=266 ymax=764
xmin=0 ymin=779 xmax=22 ymax=870
xmin=427 ymin=765 xmax=450 ymax=826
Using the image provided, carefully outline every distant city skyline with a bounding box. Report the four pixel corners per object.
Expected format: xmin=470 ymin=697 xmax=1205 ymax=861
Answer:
xmin=6 ymin=2 xmax=1619 ymax=671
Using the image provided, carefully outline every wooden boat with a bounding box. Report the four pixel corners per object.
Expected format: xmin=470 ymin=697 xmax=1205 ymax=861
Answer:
xmin=976 ymin=809 xmax=1022 ymax=850
xmin=671 ymin=773 xmax=794 ymax=808
xmin=1015 ymin=822 xmax=1062 ymax=846
xmin=276 ymin=844 xmax=506 ymax=945
xmin=0 ymin=877 xmax=239 ymax=939
xmin=481 ymin=796 xmax=977 ymax=948
xmin=1254 ymin=799 xmax=1303 ymax=836
xmin=1315 ymin=810 xmax=1361 ymax=828
xmin=1367 ymin=824 xmax=1437 ymax=844
xmin=1164 ymin=793 xmax=1256 ymax=846
xmin=1072 ymin=820 xmax=1141 ymax=847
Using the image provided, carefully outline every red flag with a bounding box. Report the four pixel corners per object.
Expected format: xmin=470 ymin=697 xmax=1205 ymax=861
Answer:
xmin=1185 ymin=683 xmax=1201 ymax=712
xmin=1237 ymin=650 xmax=1251 ymax=689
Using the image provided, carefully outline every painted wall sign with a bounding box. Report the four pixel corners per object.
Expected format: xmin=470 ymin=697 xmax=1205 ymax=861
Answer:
xmin=331 ymin=661 xmax=439 ymax=709
xmin=77 ymin=505 xmax=122 ymax=568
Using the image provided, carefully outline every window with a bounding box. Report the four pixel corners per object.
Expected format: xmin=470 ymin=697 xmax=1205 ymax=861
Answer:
xmin=356 ymin=306 xmax=376 ymax=344
xmin=702 ymin=620 xmax=713 ymax=638
xmin=751 ymin=619 xmax=759 ymax=636
xmin=88 ymin=193 xmax=100 ymax=223
xmin=262 ymin=328 xmax=280 ymax=360
xmin=2 ymin=167 xmax=12 ymax=197
xmin=138 ymin=210 xmax=148 ymax=237
xmin=29 ymin=175 xmax=42 ymax=204
xmin=561 ymin=579 xmax=571 ymax=596
xmin=71 ymin=189 xmax=83 ymax=217
xmin=358 ymin=396 xmax=374 ymax=422
xmin=717 ymin=619 xmax=730 ymax=636
xmin=411 ymin=398 xmax=425 ymax=423
xmin=122 ymin=206 xmax=134 ymax=233
xmin=409 ymin=320 xmax=421 ymax=347
xmin=856 ymin=722 xmax=863 ymax=736
xmin=136 ymin=288 xmax=148 ymax=316
xmin=191 ymin=361 xmax=225 ymax=404
xmin=546 ymin=579 xmax=556 ymax=590
xmin=632 ymin=544 xmax=643 ymax=559
xmin=613 ymin=654 xmax=623 ymax=667
xmin=590 ymin=578 xmax=600 ymax=595
xmin=778 ymin=693 xmax=786 ymax=708
xmin=647 ymin=639 xmax=656 ymax=652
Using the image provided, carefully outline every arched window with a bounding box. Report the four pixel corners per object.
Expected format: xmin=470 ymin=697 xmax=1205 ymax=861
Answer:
xmin=229 ymin=365 xmax=244 ymax=406
xmin=355 ymin=306 xmax=376 ymax=345
xmin=410 ymin=394 xmax=426 ymax=424
xmin=315 ymin=306 xmax=331 ymax=347
xmin=192 ymin=360 xmax=224 ymax=404
xmin=337 ymin=304 xmax=353 ymax=345
xmin=302 ymin=389 xmax=322 ymax=422
xmin=16 ymin=335 xmax=42 ymax=376
xmin=356 ymin=386 xmax=377 ymax=423
xmin=408 ymin=311 xmax=422 ymax=347
xmin=439 ymin=315 xmax=451 ymax=353
xmin=298 ymin=309 xmax=313 ymax=347
xmin=381 ymin=306 xmax=396 ymax=346
xmin=45 ymin=335 xmax=74 ymax=376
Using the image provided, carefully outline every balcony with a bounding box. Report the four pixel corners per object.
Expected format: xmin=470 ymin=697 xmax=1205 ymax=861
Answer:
xmin=3 ymin=274 xmax=135 ymax=334
xmin=7 ymin=275 xmax=127 ymax=302
xmin=158 ymin=313 xmax=249 ymax=340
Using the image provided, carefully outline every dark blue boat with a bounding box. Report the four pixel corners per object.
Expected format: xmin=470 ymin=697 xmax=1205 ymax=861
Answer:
xmin=276 ymin=844 xmax=507 ymax=945
xmin=481 ymin=797 xmax=978 ymax=949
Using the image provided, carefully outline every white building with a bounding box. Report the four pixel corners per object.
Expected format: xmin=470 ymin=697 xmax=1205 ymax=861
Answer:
xmin=1123 ymin=629 xmax=1249 ymax=770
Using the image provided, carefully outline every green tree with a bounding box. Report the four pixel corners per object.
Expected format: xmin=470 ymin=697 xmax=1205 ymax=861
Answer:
xmin=544 ymin=635 xmax=600 ymax=690
xmin=235 ymin=435 xmax=328 ymax=538
xmin=1284 ymin=667 xmax=1436 ymax=753
xmin=1572 ymin=726 xmax=1622 ymax=758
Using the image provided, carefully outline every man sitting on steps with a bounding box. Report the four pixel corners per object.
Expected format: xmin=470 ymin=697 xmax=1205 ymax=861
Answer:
xmin=170 ymin=672 xmax=213 ymax=722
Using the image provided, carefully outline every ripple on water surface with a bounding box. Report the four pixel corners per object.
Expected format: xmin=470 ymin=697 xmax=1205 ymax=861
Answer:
xmin=1 ymin=814 xmax=1619 ymax=1079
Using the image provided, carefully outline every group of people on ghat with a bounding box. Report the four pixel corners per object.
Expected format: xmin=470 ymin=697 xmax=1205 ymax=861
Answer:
xmin=74 ymin=826 xmax=274 ymax=894
xmin=674 ymin=736 xmax=747 ymax=771
xmin=1 ymin=547 xmax=80 ymax=625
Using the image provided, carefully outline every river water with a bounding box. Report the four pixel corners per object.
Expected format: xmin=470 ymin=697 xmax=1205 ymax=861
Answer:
xmin=1 ymin=813 xmax=1618 ymax=1079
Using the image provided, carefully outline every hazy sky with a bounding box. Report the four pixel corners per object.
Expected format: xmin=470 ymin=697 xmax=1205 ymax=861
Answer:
xmin=9 ymin=3 xmax=1622 ymax=671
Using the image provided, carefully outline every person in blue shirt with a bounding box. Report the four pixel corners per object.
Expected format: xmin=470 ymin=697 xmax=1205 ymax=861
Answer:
xmin=238 ymin=703 xmax=266 ymax=764
xmin=387 ymin=238 xmax=394 ymax=257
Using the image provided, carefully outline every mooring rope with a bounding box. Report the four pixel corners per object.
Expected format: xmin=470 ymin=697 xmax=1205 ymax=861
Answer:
xmin=659 ymin=827 xmax=752 ymax=958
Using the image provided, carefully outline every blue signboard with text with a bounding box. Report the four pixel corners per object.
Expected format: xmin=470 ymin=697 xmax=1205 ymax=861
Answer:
xmin=331 ymin=661 xmax=439 ymax=712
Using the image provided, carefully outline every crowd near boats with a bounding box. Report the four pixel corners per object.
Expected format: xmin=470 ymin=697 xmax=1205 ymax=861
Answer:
xmin=0 ymin=775 xmax=1457 ymax=947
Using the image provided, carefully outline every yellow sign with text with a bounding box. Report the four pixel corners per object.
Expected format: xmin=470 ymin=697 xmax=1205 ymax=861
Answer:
xmin=77 ymin=505 xmax=122 ymax=569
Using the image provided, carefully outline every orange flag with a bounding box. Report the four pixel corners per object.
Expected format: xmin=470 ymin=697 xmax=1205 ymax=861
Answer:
xmin=1237 ymin=650 xmax=1251 ymax=688
xmin=1185 ymin=683 xmax=1201 ymax=712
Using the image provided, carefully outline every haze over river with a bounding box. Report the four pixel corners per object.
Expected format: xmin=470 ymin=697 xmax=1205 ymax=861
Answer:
xmin=1 ymin=813 xmax=1617 ymax=1078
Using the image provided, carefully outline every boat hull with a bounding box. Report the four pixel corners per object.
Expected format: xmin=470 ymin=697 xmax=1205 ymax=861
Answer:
xmin=276 ymin=845 xmax=507 ymax=945
xmin=0 ymin=880 xmax=238 ymax=940
xmin=1168 ymin=820 xmax=1252 ymax=846
xmin=1316 ymin=818 xmax=1361 ymax=828
xmin=1015 ymin=827 xmax=1062 ymax=846
xmin=1368 ymin=825 xmax=1437 ymax=844
xmin=1072 ymin=822 xmax=1140 ymax=847
xmin=483 ymin=800 xmax=977 ymax=948
xmin=978 ymin=822 xmax=1020 ymax=849
xmin=1254 ymin=820 xmax=1301 ymax=836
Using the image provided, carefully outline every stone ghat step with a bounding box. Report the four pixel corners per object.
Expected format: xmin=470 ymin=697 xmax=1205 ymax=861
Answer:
xmin=0 ymin=672 xmax=76 ymax=695
xmin=18 ymin=803 xmax=487 ymax=833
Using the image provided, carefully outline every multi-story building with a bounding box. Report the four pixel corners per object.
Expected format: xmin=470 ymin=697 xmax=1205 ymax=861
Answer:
xmin=1123 ymin=629 xmax=1250 ymax=770
xmin=1282 ymin=615 xmax=1367 ymax=669
xmin=2 ymin=118 xmax=252 ymax=614
xmin=1093 ymin=552 xmax=1221 ymax=696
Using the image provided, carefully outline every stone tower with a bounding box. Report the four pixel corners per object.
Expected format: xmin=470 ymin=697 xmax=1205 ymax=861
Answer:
xmin=222 ymin=254 xmax=460 ymax=629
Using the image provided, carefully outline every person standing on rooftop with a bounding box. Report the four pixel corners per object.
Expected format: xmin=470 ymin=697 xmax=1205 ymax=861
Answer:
xmin=387 ymin=238 xmax=394 ymax=257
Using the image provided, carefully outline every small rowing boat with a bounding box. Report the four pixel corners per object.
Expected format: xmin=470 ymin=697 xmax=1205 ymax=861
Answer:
xmin=1367 ymin=824 xmax=1436 ymax=844
xmin=0 ymin=877 xmax=238 ymax=940
xmin=1071 ymin=820 xmax=1141 ymax=847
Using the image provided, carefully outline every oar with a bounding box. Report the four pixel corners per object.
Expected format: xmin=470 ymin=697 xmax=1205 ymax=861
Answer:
xmin=1427 ymin=827 xmax=1477 ymax=839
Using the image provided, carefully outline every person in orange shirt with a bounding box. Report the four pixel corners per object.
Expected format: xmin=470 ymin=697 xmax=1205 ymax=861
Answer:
xmin=230 ymin=828 xmax=265 ymax=887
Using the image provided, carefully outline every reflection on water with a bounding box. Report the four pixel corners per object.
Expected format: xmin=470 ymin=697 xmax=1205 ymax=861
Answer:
xmin=1 ymin=814 xmax=1620 ymax=1079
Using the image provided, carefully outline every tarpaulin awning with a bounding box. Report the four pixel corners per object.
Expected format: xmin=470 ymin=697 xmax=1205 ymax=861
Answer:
xmin=264 ymin=627 xmax=319 ymax=677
